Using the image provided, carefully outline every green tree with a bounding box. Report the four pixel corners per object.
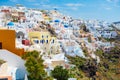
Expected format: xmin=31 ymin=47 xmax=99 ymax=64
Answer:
xmin=67 ymin=55 xmax=97 ymax=79
xmin=51 ymin=66 xmax=69 ymax=80
xmin=68 ymin=67 xmax=83 ymax=79
xmin=44 ymin=76 xmax=54 ymax=80
xmin=67 ymin=56 xmax=86 ymax=69
xmin=88 ymin=36 xmax=92 ymax=43
xmin=84 ymin=59 xmax=97 ymax=78
xmin=95 ymin=49 xmax=104 ymax=58
xmin=22 ymin=51 xmax=46 ymax=80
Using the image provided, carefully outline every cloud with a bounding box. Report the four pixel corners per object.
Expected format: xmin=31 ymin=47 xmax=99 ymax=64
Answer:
xmin=105 ymin=7 xmax=112 ymax=10
xmin=114 ymin=4 xmax=120 ymax=7
xmin=71 ymin=7 xmax=78 ymax=10
xmin=106 ymin=0 xmax=119 ymax=3
xmin=42 ymin=4 xmax=51 ymax=7
xmin=41 ymin=5 xmax=62 ymax=9
xmin=32 ymin=3 xmax=40 ymax=6
xmin=52 ymin=6 xmax=59 ymax=8
xmin=65 ymin=3 xmax=85 ymax=7
xmin=9 ymin=0 xmax=17 ymax=2
xmin=31 ymin=3 xmax=51 ymax=8
xmin=101 ymin=4 xmax=112 ymax=10
xmin=26 ymin=0 xmax=36 ymax=2
xmin=64 ymin=3 xmax=85 ymax=11
xmin=106 ymin=0 xmax=120 ymax=8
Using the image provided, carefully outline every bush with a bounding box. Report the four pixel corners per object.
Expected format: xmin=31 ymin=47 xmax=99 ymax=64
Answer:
xmin=51 ymin=66 xmax=69 ymax=80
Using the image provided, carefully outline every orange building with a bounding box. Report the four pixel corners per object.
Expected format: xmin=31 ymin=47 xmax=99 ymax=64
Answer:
xmin=0 ymin=29 xmax=24 ymax=56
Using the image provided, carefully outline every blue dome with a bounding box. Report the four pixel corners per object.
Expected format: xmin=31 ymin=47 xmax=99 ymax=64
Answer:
xmin=64 ymin=25 xmax=68 ymax=28
xmin=7 ymin=22 xmax=14 ymax=26
xmin=54 ymin=8 xmax=58 ymax=10
xmin=54 ymin=20 xmax=60 ymax=22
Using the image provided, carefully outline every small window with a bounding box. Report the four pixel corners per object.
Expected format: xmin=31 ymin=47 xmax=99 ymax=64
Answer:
xmin=42 ymin=40 xmax=45 ymax=44
xmin=0 ymin=42 xmax=2 ymax=49
xmin=52 ymin=40 xmax=54 ymax=43
xmin=60 ymin=45 xmax=62 ymax=47
xmin=42 ymin=35 xmax=44 ymax=38
xmin=46 ymin=35 xmax=48 ymax=38
xmin=46 ymin=40 xmax=48 ymax=43
xmin=33 ymin=40 xmax=39 ymax=44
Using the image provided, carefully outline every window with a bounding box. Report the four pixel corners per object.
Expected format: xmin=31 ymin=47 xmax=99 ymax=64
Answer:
xmin=42 ymin=40 xmax=45 ymax=44
xmin=18 ymin=36 xmax=20 ymax=38
xmin=42 ymin=35 xmax=44 ymax=38
xmin=0 ymin=42 xmax=2 ymax=49
xmin=60 ymin=45 xmax=62 ymax=47
xmin=52 ymin=40 xmax=54 ymax=43
xmin=46 ymin=40 xmax=48 ymax=43
xmin=46 ymin=35 xmax=48 ymax=38
xmin=33 ymin=40 xmax=39 ymax=44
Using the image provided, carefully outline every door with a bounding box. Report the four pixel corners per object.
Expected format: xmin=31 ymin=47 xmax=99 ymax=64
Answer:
xmin=0 ymin=42 xmax=2 ymax=49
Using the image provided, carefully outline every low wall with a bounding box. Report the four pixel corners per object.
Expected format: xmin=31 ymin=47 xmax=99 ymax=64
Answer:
xmin=0 ymin=76 xmax=12 ymax=80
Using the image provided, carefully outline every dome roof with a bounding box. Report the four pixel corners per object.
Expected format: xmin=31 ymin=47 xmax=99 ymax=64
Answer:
xmin=54 ymin=20 xmax=60 ymax=22
xmin=7 ymin=22 xmax=14 ymax=26
xmin=64 ymin=25 xmax=68 ymax=28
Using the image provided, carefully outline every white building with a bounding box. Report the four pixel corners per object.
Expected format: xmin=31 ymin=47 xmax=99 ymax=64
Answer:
xmin=0 ymin=49 xmax=26 ymax=80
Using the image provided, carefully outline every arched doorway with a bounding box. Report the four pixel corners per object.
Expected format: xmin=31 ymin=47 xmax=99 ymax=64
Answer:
xmin=16 ymin=69 xmax=24 ymax=80
xmin=16 ymin=31 xmax=25 ymax=39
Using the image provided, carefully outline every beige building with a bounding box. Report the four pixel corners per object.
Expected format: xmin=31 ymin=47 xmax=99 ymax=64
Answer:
xmin=29 ymin=31 xmax=56 ymax=44
xmin=29 ymin=31 xmax=61 ymax=55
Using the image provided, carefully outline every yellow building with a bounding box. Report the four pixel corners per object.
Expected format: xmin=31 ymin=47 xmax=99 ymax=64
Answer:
xmin=44 ymin=16 xmax=52 ymax=22
xmin=29 ymin=31 xmax=56 ymax=44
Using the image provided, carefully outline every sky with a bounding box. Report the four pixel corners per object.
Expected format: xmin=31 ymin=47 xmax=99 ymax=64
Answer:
xmin=0 ymin=0 xmax=120 ymax=22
